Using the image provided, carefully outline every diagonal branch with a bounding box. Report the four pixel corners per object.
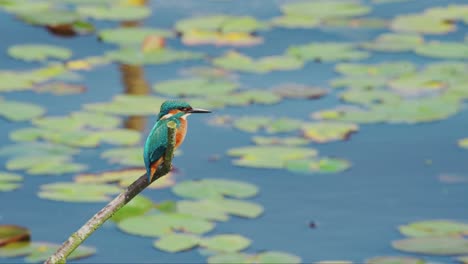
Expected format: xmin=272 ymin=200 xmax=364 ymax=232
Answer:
xmin=45 ymin=121 xmax=178 ymax=264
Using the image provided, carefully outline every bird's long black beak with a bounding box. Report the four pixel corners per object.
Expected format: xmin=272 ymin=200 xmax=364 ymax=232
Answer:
xmin=189 ymin=108 xmax=211 ymax=114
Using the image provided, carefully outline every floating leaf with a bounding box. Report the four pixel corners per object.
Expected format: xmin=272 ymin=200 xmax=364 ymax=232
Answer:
xmin=0 ymin=99 xmax=45 ymax=122
xmin=301 ymin=122 xmax=358 ymax=143
xmin=35 ymin=82 xmax=85 ymax=95
xmin=366 ymin=256 xmax=425 ymax=264
xmin=0 ymin=172 xmax=22 ymax=192
xmin=173 ymin=179 xmax=258 ymax=200
xmin=288 ymin=42 xmax=369 ymax=62
xmin=340 ymin=89 xmax=402 ymax=105
xmin=213 ymin=51 xmax=303 ymax=73
xmin=389 ymin=74 xmax=446 ymax=96
xmin=271 ymin=15 xmax=320 ymax=29
xmin=207 ymin=251 xmax=301 ymax=264
xmin=6 ymin=155 xmax=86 ymax=176
xmin=153 ymin=233 xmax=200 ymax=253
xmin=399 ymin=220 xmax=468 ymax=237
xmin=200 ymin=234 xmax=250 ymax=253
xmin=117 ymin=213 xmax=215 ymax=237
xmin=459 ymin=138 xmax=468 ymax=149
xmin=100 ymin=147 xmax=142 ymax=166
xmin=414 ymin=41 xmax=468 ymax=59
xmin=392 ymin=237 xmax=468 ymax=255
xmin=286 ymin=158 xmax=351 ymax=174
xmin=361 ymin=33 xmax=424 ymax=52
xmin=227 ymin=146 xmax=318 ymax=169
xmin=38 ymin=182 xmax=121 ymax=202
xmin=111 ymin=195 xmax=154 ymax=222
xmin=77 ymin=5 xmax=151 ymax=21
xmin=8 ymin=44 xmax=72 ymax=62
xmin=176 ymin=15 xmax=266 ymax=34
xmin=18 ymin=10 xmax=82 ymax=26
xmin=0 ymin=242 xmax=95 ymax=262
xmin=273 ymin=83 xmax=327 ymax=99
xmin=252 ymin=136 xmax=310 ymax=146
xmin=176 ymin=198 xmax=263 ymax=221
xmin=281 ymin=1 xmax=371 ymax=19
xmin=153 ymin=78 xmax=238 ymax=97
xmin=232 ymin=116 xmax=271 ymax=133
xmin=182 ymin=30 xmax=263 ymax=46
xmin=0 ymin=225 xmax=30 ymax=247
xmin=335 ymin=61 xmax=416 ymax=78
xmin=99 ymin=27 xmax=173 ymax=46
xmin=106 ymin=48 xmax=203 ymax=65
xmin=390 ymin=14 xmax=455 ymax=34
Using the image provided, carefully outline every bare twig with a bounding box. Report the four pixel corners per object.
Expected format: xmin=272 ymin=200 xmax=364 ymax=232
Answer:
xmin=45 ymin=121 xmax=177 ymax=264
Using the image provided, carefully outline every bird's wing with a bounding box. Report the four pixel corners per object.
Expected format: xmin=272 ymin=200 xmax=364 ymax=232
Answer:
xmin=144 ymin=119 xmax=169 ymax=174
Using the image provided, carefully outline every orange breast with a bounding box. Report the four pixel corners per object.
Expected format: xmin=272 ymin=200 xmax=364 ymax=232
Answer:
xmin=175 ymin=117 xmax=187 ymax=148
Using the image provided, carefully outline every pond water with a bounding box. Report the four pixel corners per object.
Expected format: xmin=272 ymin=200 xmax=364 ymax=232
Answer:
xmin=0 ymin=0 xmax=468 ymax=263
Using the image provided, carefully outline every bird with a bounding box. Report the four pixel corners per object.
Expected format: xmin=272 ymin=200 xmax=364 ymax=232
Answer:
xmin=144 ymin=100 xmax=211 ymax=182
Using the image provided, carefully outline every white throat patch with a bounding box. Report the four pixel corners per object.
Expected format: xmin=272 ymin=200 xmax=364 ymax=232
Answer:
xmin=181 ymin=113 xmax=191 ymax=120
xmin=160 ymin=113 xmax=173 ymax=120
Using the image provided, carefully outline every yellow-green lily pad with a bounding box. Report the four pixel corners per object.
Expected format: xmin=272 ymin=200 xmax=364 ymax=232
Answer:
xmin=339 ymin=89 xmax=402 ymax=105
xmin=213 ymin=51 xmax=303 ymax=73
xmin=390 ymin=14 xmax=455 ymax=34
xmin=362 ymin=33 xmax=424 ymax=52
xmin=414 ymin=41 xmax=468 ymax=59
xmin=392 ymin=237 xmax=468 ymax=255
xmin=175 ymin=15 xmax=267 ymax=34
xmin=153 ymin=233 xmax=200 ymax=253
xmin=287 ymin=42 xmax=369 ymax=62
xmin=99 ymin=27 xmax=173 ymax=46
xmin=77 ymin=5 xmax=151 ymax=21
xmin=176 ymin=198 xmax=263 ymax=221
xmin=117 ymin=213 xmax=214 ymax=237
xmin=286 ymin=158 xmax=351 ymax=173
xmin=100 ymin=147 xmax=142 ymax=167
xmin=106 ymin=48 xmax=204 ymax=65
xmin=271 ymin=15 xmax=320 ymax=29
xmin=459 ymin=138 xmax=468 ymax=149
xmin=172 ymin=179 xmax=258 ymax=200
xmin=281 ymin=1 xmax=371 ymax=19
xmin=200 ymin=234 xmax=250 ymax=253
xmin=366 ymin=256 xmax=426 ymax=264
xmin=153 ymin=78 xmax=238 ymax=97
xmin=0 ymin=225 xmax=30 ymax=247
xmin=0 ymin=98 xmax=45 ymax=122
xmin=301 ymin=122 xmax=358 ymax=143
xmin=8 ymin=44 xmax=72 ymax=62
xmin=0 ymin=242 xmax=95 ymax=262
xmin=38 ymin=182 xmax=121 ymax=202
xmin=399 ymin=220 xmax=468 ymax=237
xmin=252 ymin=136 xmax=310 ymax=146
xmin=207 ymin=251 xmax=301 ymax=264
xmin=111 ymin=195 xmax=154 ymax=222
xmin=0 ymin=172 xmax=22 ymax=192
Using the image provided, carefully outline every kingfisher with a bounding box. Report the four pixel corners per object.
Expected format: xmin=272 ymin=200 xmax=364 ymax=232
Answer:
xmin=144 ymin=100 xmax=211 ymax=182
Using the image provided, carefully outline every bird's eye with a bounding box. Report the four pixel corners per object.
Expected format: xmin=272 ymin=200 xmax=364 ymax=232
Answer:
xmin=179 ymin=107 xmax=188 ymax=111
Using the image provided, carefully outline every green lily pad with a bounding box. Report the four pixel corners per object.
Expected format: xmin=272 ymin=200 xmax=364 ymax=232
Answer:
xmin=4 ymin=154 xmax=86 ymax=176
xmin=390 ymin=14 xmax=455 ymax=34
xmin=176 ymin=198 xmax=263 ymax=221
xmin=99 ymin=27 xmax=173 ymax=46
xmin=117 ymin=213 xmax=215 ymax=237
xmin=18 ymin=10 xmax=82 ymax=26
xmin=414 ymin=41 xmax=468 ymax=59
xmin=153 ymin=78 xmax=238 ymax=97
xmin=0 ymin=242 xmax=95 ymax=262
xmin=272 ymin=83 xmax=328 ymax=99
xmin=392 ymin=237 xmax=468 ymax=255
xmin=281 ymin=1 xmax=371 ymax=19
xmin=100 ymin=147 xmax=142 ymax=166
xmin=0 ymin=172 xmax=22 ymax=192
xmin=331 ymin=76 xmax=388 ymax=89
xmin=322 ymin=17 xmax=387 ymax=29
xmin=207 ymin=251 xmax=301 ymax=264
xmin=38 ymin=182 xmax=121 ymax=202
xmin=339 ymin=89 xmax=402 ymax=105
xmin=301 ymin=122 xmax=358 ymax=143
xmin=252 ymin=136 xmax=310 ymax=146
xmin=106 ymin=48 xmax=204 ymax=65
xmin=287 ymin=42 xmax=369 ymax=62
xmin=153 ymin=233 xmax=200 ymax=253
xmin=111 ymin=195 xmax=154 ymax=222
xmin=227 ymin=146 xmax=318 ymax=169
xmin=0 ymin=99 xmax=45 ymax=122
xmin=286 ymin=158 xmax=351 ymax=174
xmin=8 ymin=44 xmax=72 ymax=62
xmin=271 ymin=15 xmax=320 ymax=29
xmin=35 ymin=82 xmax=85 ymax=95
xmin=361 ymin=33 xmax=424 ymax=52
xmin=389 ymin=74 xmax=446 ymax=96
xmin=366 ymin=256 xmax=425 ymax=264
xmin=84 ymin=95 xmax=166 ymax=115
xmin=172 ymin=179 xmax=258 ymax=200
xmin=335 ymin=61 xmax=416 ymax=78
xmin=175 ymin=15 xmax=266 ymax=34
xmin=399 ymin=220 xmax=468 ymax=237
xmin=182 ymin=30 xmax=263 ymax=47
xmin=0 ymin=225 xmax=30 ymax=247
xmin=213 ymin=51 xmax=303 ymax=73
xmin=232 ymin=116 xmax=271 ymax=133
xmin=0 ymin=142 xmax=77 ymax=157
xmin=459 ymin=138 xmax=468 ymax=149
xmin=200 ymin=234 xmax=250 ymax=253
xmin=77 ymin=5 xmax=150 ymax=21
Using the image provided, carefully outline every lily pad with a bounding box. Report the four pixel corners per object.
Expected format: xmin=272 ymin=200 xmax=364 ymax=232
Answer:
xmin=399 ymin=220 xmax=468 ymax=237
xmin=271 ymin=15 xmax=320 ymax=29
xmin=111 ymin=195 xmax=154 ymax=222
xmin=286 ymin=158 xmax=351 ymax=173
xmin=0 ymin=242 xmax=95 ymax=262
xmin=100 ymin=147 xmax=142 ymax=166
xmin=392 ymin=237 xmax=468 ymax=255
xmin=99 ymin=27 xmax=173 ymax=46
xmin=366 ymin=256 xmax=425 ymax=264
xmin=301 ymin=122 xmax=358 ymax=143
xmin=362 ymin=33 xmax=424 ymax=52
xmin=414 ymin=41 xmax=468 ymax=59
xmin=18 ymin=10 xmax=82 ymax=26
xmin=172 ymin=179 xmax=258 ymax=200
xmin=390 ymin=14 xmax=455 ymax=34
xmin=227 ymin=146 xmax=318 ymax=169
xmin=77 ymin=5 xmax=151 ymax=21
xmin=0 ymin=99 xmax=45 ymax=122
xmin=0 ymin=172 xmax=22 ymax=192
xmin=389 ymin=74 xmax=446 ymax=96
xmin=38 ymin=182 xmax=121 ymax=202
xmin=232 ymin=116 xmax=271 ymax=133
xmin=335 ymin=61 xmax=416 ymax=78
xmin=0 ymin=225 xmax=30 ymax=247
xmin=207 ymin=251 xmax=301 ymax=264
xmin=153 ymin=78 xmax=238 ymax=97
xmin=339 ymin=89 xmax=402 ymax=105
xmin=182 ymin=30 xmax=263 ymax=47
xmin=106 ymin=48 xmax=204 ymax=65
xmin=252 ymin=136 xmax=310 ymax=146
xmin=117 ymin=213 xmax=215 ymax=237
xmin=35 ymin=82 xmax=85 ymax=95
xmin=459 ymin=138 xmax=468 ymax=149
xmin=213 ymin=51 xmax=303 ymax=73
xmin=176 ymin=198 xmax=263 ymax=221
xmin=200 ymin=234 xmax=250 ymax=253
xmin=273 ymin=83 xmax=328 ymax=99
xmin=175 ymin=15 xmax=266 ymax=34
xmin=8 ymin=44 xmax=72 ymax=62
xmin=153 ymin=233 xmax=200 ymax=253
xmin=281 ymin=1 xmax=371 ymax=19
xmin=287 ymin=42 xmax=369 ymax=62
